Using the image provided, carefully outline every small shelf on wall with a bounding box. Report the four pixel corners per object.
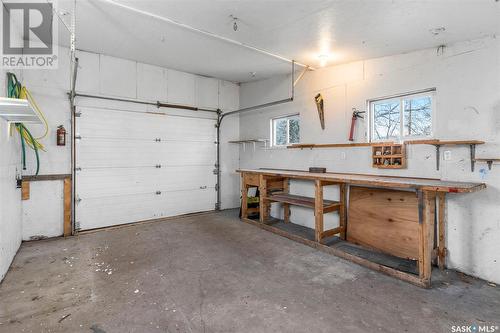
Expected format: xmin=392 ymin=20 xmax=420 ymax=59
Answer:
xmin=404 ymin=139 xmax=485 ymax=171
xmin=372 ymin=143 xmax=406 ymax=169
xmin=228 ymin=139 xmax=269 ymax=151
xmin=473 ymin=158 xmax=500 ymax=170
xmin=0 ymin=97 xmax=42 ymax=124
xmin=288 ymin=141 xmax=394 ymax=149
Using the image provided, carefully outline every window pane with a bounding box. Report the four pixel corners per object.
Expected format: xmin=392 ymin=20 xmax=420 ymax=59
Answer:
xmin=288 ymin=116 xmax=300 ymax=144
xmin=372 ymin=100 xmax=400 ymax=140
xmin=274 ymin=118 xmax=287 ymax=145
xmin=403 ymin=96 xmax=432 ymax=137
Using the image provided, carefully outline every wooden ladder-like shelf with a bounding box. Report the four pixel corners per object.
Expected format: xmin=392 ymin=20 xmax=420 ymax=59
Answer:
xmin=266 ymin=193 xmax=341 ymax=213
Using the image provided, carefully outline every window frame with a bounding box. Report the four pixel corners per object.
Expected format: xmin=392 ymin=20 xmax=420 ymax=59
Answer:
xmin=270 ymin=113 xmax=300 ymax=147
xmin=368 ymin=89 xmax=436 ymax=143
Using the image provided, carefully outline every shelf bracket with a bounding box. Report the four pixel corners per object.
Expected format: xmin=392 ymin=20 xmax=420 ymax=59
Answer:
xmin=470 ymin=144 xmax=476 ymax=172
xmin=434 ymin=144 xmax=441 ymax=171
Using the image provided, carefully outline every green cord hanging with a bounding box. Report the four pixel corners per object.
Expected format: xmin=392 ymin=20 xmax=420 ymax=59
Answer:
xmin=7 ymin=73 xmax=41 ymax=175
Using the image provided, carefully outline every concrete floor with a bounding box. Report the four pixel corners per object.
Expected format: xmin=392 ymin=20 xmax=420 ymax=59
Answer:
xmin=0 ymin=210 xmax=498 ymax=333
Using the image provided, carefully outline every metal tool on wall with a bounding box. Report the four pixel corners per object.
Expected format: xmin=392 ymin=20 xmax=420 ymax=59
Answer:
xmin=314 ymin=93 xmax=325 ymax=130
xmin=349 ymin=108 xmax=365 ymax=141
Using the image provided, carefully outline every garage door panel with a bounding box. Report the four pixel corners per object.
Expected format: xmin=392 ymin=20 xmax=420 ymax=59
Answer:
xmin=157 ymin=188 xmax=215 ymax=217
xmin=77 ymin=107 xmax=216 ymax=141
xmin=77 ymin=140 xmax=215 ymax=168
xmin=76 ymin=105 xmax=217 ymax=231
xmin=77 ymin=166 xmax=216 ymax=198
xmin=76 ymin=189 xmax=215 ymax=230
xmin=76 ymin=193 xmax=161 ymax=230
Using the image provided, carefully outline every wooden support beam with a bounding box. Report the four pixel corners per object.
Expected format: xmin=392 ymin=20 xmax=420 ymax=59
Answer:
xmin=63 ymin=178 xmax=72 ymax=237
xmin=314 ymin=180 xmax=324 ymax=242
xmin=437 ymin=192 xmax=447 ymax=270
xmin=259 ymin=175 xmax=269 ymax=223
xmin=418 ymin=190 xmax=435 ymax=285
xmin=21 ymin=181 xmax=30 ymax=200
xmin=339 ymin=183 xmax=347 ymax=240
xmin=283 ymin=178 xmax=290 ymax=223
xmin=321 ymin=226 xmax=345 ymax=239
xmin=241 ymin=176 xmax=248 ymax=219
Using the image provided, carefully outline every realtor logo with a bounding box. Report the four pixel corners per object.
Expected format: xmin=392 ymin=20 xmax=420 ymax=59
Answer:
xmin=1 ymin=0 xmax=58 ymax=68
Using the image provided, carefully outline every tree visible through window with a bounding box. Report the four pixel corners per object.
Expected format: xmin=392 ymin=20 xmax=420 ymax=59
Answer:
xmin=272 ymin=114 xmax=300 ymax=146
xmin=371 ymin=91 xmax=433 ymax=141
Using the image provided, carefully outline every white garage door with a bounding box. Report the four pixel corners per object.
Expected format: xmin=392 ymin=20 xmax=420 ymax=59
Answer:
xmin=75 ymin=106 xmax=217 ymax=231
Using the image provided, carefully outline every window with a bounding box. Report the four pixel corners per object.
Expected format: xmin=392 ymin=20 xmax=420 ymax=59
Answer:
xmin=370 ymin=91 xmax=434 ymax=142
xmin=271 ymin=114 xmax=300 ymax=146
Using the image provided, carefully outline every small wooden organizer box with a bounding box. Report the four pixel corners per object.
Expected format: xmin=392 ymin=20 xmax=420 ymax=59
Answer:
xmin=372 ymin=143 xmax=406 ymax=169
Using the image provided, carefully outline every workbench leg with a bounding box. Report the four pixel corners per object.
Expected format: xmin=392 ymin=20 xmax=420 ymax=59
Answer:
xmin=259 ymin=175 xmax=269 ymax=223
xmin=315 ymin=180 xmax=324 ymax=243
xmin=283 ymin=178 xmax=290 ymax=223
xmin=437 ymin=192 xmax=446 ymax=270
xmin=63 ymin=178 xmax=72 ymax=237
xmin=418 ymin=190 xmax=436 ymax=287
xmin=339 ymin=183 xmax=347 ymax=240
xmin=241 ymin=176 xmax=248 ymax=219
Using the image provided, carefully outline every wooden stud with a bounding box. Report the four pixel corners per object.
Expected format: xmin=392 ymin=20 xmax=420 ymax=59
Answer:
xmin=339 ymin=183 xmax=346 ymax=240
xmin=437 ymin=192 xmax=446 ymax=270
xmin=259 ymin=175 xmax=269 ymax=223
xmin=314 ymin=180 xmax=324 ymax=243
xmin=283 ymin=178 xmax=290 ymax=223
xmin=418 ymin=190 xmax=435 ymax=285
xmin=21 ymin=181 xmax=30 ymax=200
xmin=241 ymin=176 xmax=248 ymax=219
xmin=63 ymin=177 xmax=72 ymax=237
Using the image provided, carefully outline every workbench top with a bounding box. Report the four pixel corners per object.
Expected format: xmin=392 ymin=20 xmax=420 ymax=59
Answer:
xmin=237 ymin=169 xmax=486 ymax=193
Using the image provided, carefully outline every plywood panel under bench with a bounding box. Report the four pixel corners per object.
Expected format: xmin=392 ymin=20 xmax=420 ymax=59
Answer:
xmin=347 ymin=187 xmax=420 ymax=260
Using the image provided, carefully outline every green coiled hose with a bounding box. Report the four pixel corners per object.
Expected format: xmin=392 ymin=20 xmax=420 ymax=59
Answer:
xmin=7 ymin=73 xmax=40 ymax=175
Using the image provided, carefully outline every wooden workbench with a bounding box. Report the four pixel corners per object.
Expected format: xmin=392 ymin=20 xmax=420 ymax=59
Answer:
xmin=237 ymin=168 xmax=486 ymax=288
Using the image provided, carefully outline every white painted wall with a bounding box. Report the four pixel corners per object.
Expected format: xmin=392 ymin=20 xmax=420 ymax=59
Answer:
xmin=238 ymin=37 xmax=500 ymax=284
xmin=15 ymin=48 xmax=240 ymax=240
xmin=0 ymin=72 xmax=23 ymax=282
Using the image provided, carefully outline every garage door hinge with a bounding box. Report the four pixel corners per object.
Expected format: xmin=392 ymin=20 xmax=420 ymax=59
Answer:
xmin=212 ymin=168 xmax=219 ymax=175
xmin=75 ymin=221 xmax=81 ymax=231
xmin=155 ymin=190 xmax=162 ymax=195
xmin=215 ymin=202 xmax=220 ymax=210
xmin=75 ymin=135 xmax=82 ymax=140
xmin=155 ymin=138 xmax=162 ymax=142
xmin=75 ymin=195 xmax=82 ymax=204
xmin=75 ymin=167 xmax=82 ymax=172
xmin=215 ymin=183 xmax=219 ymax=191
xmin=155 ymin=164 xmax=162 ymax=168
xmin=74 ymin=111 xmax=81 ymax=117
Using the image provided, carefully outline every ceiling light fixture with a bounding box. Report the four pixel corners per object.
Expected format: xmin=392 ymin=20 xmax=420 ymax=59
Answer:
xmin=230 ymin=15 xmax=239 ymax=32
xmin=318 ymin=54 xmax=330 ymax=67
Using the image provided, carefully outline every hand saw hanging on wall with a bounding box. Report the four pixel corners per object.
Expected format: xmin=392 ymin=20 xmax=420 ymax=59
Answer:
xmin=314 ymin=93 xmax=325 ymax=130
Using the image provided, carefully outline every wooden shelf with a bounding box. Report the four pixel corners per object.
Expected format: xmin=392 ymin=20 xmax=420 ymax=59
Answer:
xmin=265 ymin=193 xmax=340 ymax=213
xmin=287 ymin=142 xmax=393 ymax=149
xmin=403 ymin=139 xmax=485 ymax=171
xmin=404 ymin=139 xmax=485 ymax=145
xmin=473 ymin=158 xmax=500 ymax=170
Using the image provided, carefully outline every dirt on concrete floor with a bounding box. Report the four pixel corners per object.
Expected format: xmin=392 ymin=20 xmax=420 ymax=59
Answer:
xmin=0 ymin=210 xmax=498 ymax=333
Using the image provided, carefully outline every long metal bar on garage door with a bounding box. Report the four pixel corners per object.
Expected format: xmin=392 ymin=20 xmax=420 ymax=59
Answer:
xmin=74 ymin=104 xmax=218 ymax=231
